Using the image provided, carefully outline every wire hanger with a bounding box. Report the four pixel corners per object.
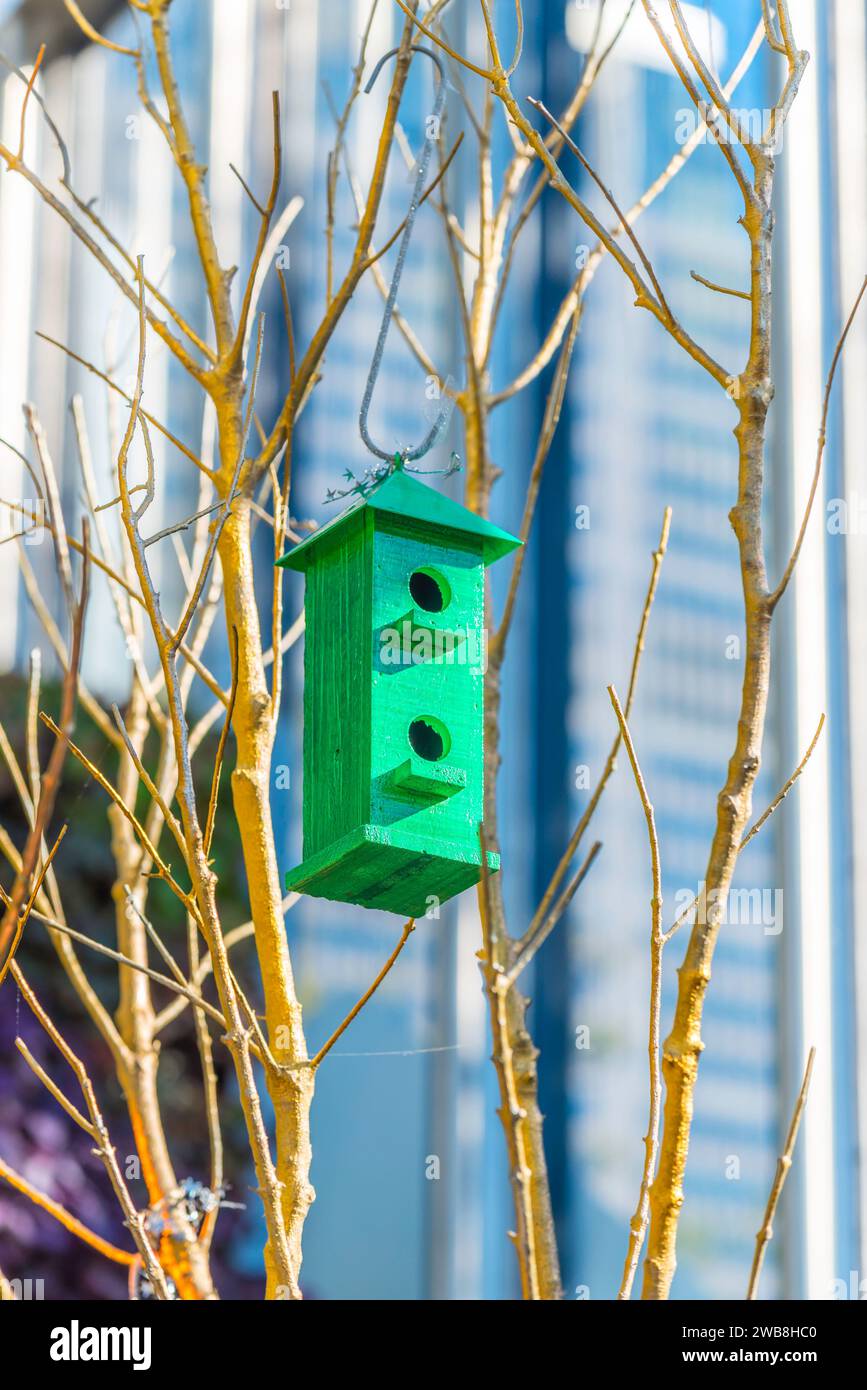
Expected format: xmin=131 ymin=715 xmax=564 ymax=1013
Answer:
xmin=358 ymin=44 xmax=452 ymax=466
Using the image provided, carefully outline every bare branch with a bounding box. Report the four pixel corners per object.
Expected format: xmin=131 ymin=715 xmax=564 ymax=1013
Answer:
xmin=0 ymin=522 xmax=89 ymax=966
xmin=506 ymin=840 xmax=601 ymax=985
xmin=532 ymin=509 xmax=671 ymax=929
xmin=0 ymin=825 xmax=67 ymax=987
xmin=607 ymin=687 xmax=664 ymax=1301
xmin=664 ymin=714 xmax=826 ymax=944
xmin=311 ymin=919 xmax=415 ymax=1068
xmin=0 ymin=1156 xmax=138 ymax=1267
xmin=690 ymin=269 xmax=750 ymax=301
xmin=12 ymin=965 xmax=170 ymax=1296
xmin=478 ymin=824 xmax=540 ymax=1300
xmin=770 ymin=275 xmax=867 ymax=610
xmin=203 ymin=626 xmax=239 ymax=858
xmin=746 ymin=1047 xmax=815 ymax=1299
xmin=62 ymin=0 xmax=138 ymax=57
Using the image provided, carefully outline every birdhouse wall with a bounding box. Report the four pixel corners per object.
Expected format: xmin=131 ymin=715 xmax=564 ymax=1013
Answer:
xmin=370 ymin=518 xmax=485 ymax=854
xmin=285 ymin=486 xmax=512 ymax=915
xmin=301 ymin=511 xmax=373 ymax=857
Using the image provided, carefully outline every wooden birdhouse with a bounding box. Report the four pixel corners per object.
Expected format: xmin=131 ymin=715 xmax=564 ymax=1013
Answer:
xmin=277 ymin=466 xmax=521 ymax=917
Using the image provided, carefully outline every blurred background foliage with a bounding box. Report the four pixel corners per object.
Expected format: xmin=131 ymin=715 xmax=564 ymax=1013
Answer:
xmin=0 ymin=672 xmax=262 ymax=1297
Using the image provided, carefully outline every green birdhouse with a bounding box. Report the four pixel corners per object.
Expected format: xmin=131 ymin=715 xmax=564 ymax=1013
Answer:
xmin=277 ymin=466 xmax=521 ymax=917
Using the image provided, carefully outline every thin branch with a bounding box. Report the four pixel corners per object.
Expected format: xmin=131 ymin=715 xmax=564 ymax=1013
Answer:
xmin=15 ymin=1036 xmax=93 ymax=1134
xmin=639 ymin=1 xmax=755 ymax=201
xmin=25 ymin=648 xmax=41 ymax=808
xmin=0 ymin=1156 xmax=137 ymax=1267
xmin=690 ymin=269 xmax=750 ymax=300
xmin=147 ymin=1 xmax=234 ymax=355
xmin=230 ymin=161 xmax=266 ymax=217
xmin=761 ymin=0 xmax=787 ymax=54
xmin=63 ymin=0 xmax=138 ymax=55
xmin=746 ymin=1047 xmax=815 ymax=1299
xmin=664 ymin=714 xmax=825 ymax=943
xmin=230 ymin=92 xmax=282 ymax=373
xmin=32 ymin=912 xmax=231 ymax=1038
xmin=0 ymin=824 xmax=67 ymax=987
xmin=531 ymin=508 xmax=671 ymax=932
xmin=39 ymin=712 xmax=194 ymax=915
xmin=143 ymin=499 xmax=225 ymax=549
xmin=769 ymin=274 xmax=867 ymax=610
xmin=186 ymin=912 xmax=222 ymax=1253
xmin=363 ymin=132 xmax=465 ymax=271
xmin=9 ymin=498 xmax=226 ymax=712
xmin=608 ymin=686 xmax=664 ymax=1301
xmin=493 ymin=88 xmax=729 ymax=385
xmin=241 ymin=196 xmax=304 ymax=368
xmin=506 ymin=840 xmax=601 ymax=985
xmin=24 ymin=404 xmax=74 ymax=613
xmin=110 ymin=704 xmax=187 ymax=862
xmin=493 ymin=306 xmax=583 ymax=660
xmin=203 ymin=626 xmax=239 ymax=858
xmin=0 ymin=758 xmax=129 ymax=1068
xmin=311 ymin=919 xmax=415 ymax=1068
xmin=392 ymin=0 xmax=497 ymax=79
xmin=153 ymin=916 xmax=265 ymax=1034
xmin=739 ymin=715 xmax=825 ymax=853
xmin=253 ymin=11 xmax=433 ymax=476
xmin=478 ymin=824 xmax=540 ymax=1301
xmin=490 ymin=18 xmax=766 ymax=404
xmin=170 ymin=314 xmax=265 ymax=652
xmin=484 ymin=1 xmax=638 ymax=365
xmin=528 ymin=97 xmax=672 ymax=321
xmin=0 ymin=520 xmax=89 ymax=965
xmin=36 ymin=332 xmax=214 ymax=478
xmin=324 ymin=1 xmax=380 ymax=307
xmin=17 ymin=44 xmax=44 ymax=162
xmin=0 ymin=143 xmax=207 ymax=381
xmin=11 ymin=967 xmax=170 ymax=1296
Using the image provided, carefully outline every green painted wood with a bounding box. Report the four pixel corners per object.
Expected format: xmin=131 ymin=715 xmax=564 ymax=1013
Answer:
xmin=300 ymin=509 xmax=372 ymax=858
xmin=277 ymin=466 xmax=522 ymax=573
xmin=281 ymin=469 xmax=521 ymax=917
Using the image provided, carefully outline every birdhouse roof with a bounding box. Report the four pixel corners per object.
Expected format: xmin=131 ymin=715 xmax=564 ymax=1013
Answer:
xmin=277 ymin=467 xmax=522 ymax=572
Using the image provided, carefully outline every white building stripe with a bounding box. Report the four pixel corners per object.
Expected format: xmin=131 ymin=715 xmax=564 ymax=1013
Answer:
xmin=833 ymin=0 xmax=867 ymax=1282
xmin=782 ymin=0 xmax=836 ymax=1300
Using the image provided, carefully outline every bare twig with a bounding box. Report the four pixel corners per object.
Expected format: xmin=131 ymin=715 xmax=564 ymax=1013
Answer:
xmin=0 ymin=825 xmax=67 ymax=987
xmin=63 ymin=0 xmax=138 ymax=56
xmin=203 ymin=626 xmax=239 ymax=858
xmin=607 ymin=687 xmax=664 ymax=1300
xmin=690 ymin=269 xmax=750 ymax=300
xmin=0 ymin=517 xmax=89 ymax=965
xmin=770 ymin=275 xmax=867 ymax=609
xmin=507 ymin=841 xmax=601 ymax=986
xmin=531 ymin=509 xmax=671 ymax=931
xmin=746 ymin=1047 xmax=816 ymax=1299
xmin=478 ymin=824 xmax=540 ymax=1301
xmin=17 ymin=44 xmax=44 ymax=160
xmin=311 ymin=919 xmax=416 ymax=1068
xmin=10 ymin=967 xmax=170 ymax=1297
xmin=0 ymin=1157 xmax=138 ymax=1267
xmin=664 ymin=714 xmax=825 ymax=944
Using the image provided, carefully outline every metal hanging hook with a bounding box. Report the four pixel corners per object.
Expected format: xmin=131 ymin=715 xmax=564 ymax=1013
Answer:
xmin=358 ymin=44 xmax=451 ymax=465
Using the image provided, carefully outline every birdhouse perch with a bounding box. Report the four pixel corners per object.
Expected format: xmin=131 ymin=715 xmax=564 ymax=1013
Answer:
xmin=277 ymin=467 xmax=521 ymax=917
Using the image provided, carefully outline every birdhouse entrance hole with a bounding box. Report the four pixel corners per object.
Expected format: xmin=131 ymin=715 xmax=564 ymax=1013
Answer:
xmin=408 ymin=716 xmax=451 ymax=762
xmin=409 ymin=567 xmax=450 ymax=613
